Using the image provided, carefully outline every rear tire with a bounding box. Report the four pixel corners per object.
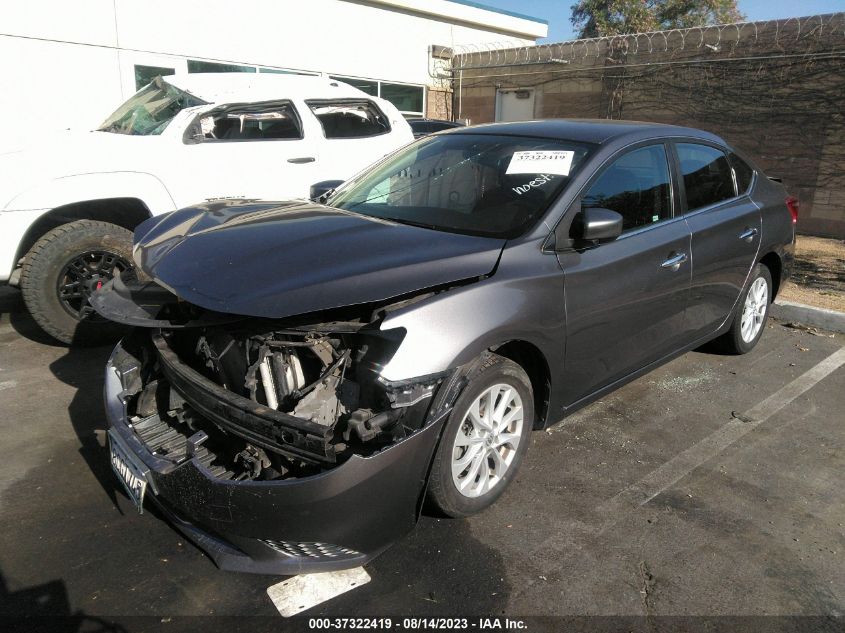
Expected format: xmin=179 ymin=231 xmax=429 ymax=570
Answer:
xmin=20 ymin=220 xmax=135 ymax=345
xmin=427 ymin=354 xmax=533 ymax=518
xmin=719 ymin=263 xmax=772 ymax=354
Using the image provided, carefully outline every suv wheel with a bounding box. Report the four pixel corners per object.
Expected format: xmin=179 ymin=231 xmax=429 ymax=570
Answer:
xmin=427 ymin=354 xmax=533 ymax=517
xmin=20 ymin=220 xmax=134 ymax=345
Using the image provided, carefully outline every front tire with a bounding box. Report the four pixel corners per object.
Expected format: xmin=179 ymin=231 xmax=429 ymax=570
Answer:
xmin=427 ymin=354 xmax=533 ymax=518
xmin=20 ymin=220 xmax=135 ymax=345
xmin=720 ymin=263 xmax=772 ymax=354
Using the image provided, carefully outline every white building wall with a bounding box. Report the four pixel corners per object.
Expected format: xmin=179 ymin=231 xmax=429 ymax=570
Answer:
xmin=0 ymin=0 xmax=545 ymax=145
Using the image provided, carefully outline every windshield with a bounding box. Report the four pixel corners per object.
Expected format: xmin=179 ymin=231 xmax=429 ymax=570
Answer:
xmin=331 ymin=133 xmax=594 ymax=238
xmin=98 ymin=77 xmax=207 ymax=136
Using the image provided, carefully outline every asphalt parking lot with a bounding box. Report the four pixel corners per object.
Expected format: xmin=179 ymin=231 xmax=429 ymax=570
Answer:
xmin=1 ymin=285 xmax=843 ymax=626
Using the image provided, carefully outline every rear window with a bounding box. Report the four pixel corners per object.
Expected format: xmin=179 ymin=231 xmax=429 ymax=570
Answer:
xmin=307 ymin=100 xmax=391 ymax=138
xmin=676 ymin=143 xmax=735 ymax=212
xmin=729 ymin=152 xmax=755 ymax=194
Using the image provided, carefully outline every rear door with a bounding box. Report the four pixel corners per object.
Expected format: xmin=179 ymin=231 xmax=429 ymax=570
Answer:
xmin=305 ymin=99 xmax=403 ymax=182
xmin=558 ymin=142 xmax=692 ymax=406
xmin=673 ymin=142 xmax=762 ymax=338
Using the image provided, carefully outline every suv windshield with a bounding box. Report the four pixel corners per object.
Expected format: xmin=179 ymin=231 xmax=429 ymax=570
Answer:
xmin=331 ymin=133 xmax=594 ymax=238
xmin=98 ymin=77 xmax=207 ymax=136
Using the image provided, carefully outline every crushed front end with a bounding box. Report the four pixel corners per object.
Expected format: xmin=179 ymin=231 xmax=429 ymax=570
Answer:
xmin=101 ymin=278 xmax=456 ymax=574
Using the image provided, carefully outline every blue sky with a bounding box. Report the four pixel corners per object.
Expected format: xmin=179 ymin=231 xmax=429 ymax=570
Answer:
xmin=477 ymin=0 xmax=845 ymax=42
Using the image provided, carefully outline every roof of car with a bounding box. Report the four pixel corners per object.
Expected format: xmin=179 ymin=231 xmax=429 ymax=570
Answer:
xmin=166 ymin=73 xmax=373 ymax=104
xmin=449 ymin=119 xmax=723 ymax=145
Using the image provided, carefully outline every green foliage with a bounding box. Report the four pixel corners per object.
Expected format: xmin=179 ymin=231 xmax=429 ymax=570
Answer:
xmin=571 ymin=0 xmax=745 ymax=38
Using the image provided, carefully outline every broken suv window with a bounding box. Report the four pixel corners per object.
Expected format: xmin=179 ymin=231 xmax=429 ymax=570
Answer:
xmin=195 ymin=100 xmax=303 ymax=141
xmin=98 ymin=77 xmax=206 ymax=136
xmin=307 ymin=99 xmax=391 ymax=138
xmin=331 ymin=134 xmax=595 ymax=239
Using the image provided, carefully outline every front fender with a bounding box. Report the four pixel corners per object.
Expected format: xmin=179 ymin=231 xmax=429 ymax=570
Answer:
xmin=379 ymin=239 xmax=565 ymax=388
xmin=5 ymin=171 xmax=177 ymax=215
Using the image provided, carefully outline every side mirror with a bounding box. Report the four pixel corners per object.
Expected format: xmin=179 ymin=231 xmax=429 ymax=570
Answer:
xmin=310 ymin=179 xmax=344 ymax=203
xmin=575 ymin=207 xmax=623 ymax=242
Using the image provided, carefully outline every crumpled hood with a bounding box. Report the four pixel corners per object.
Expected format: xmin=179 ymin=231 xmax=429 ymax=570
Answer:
xmin=133 ymin=199 xmax=505 ymax=319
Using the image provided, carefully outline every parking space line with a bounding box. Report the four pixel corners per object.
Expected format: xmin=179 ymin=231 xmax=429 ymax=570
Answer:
xmin=266 ymin=567 xmax=372 ymax=617
xmin=592 ymin=345 xmax=845 ymax=532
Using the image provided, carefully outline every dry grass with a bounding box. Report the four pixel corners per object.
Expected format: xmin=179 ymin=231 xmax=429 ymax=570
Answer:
xmin=779 ymin=236 xmax=845 ymax=312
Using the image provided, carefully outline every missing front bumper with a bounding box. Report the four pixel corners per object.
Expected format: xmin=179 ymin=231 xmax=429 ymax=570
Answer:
xmin=104 ymin=339 xmax=448 ymax=574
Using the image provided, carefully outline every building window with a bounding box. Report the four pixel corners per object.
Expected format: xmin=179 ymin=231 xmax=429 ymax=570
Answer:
xmin=260 ymin=67 xmax=319 ymax=76
xmin=134 ymin=64 xmax=175 ymax=91
xmin=188 ymin=60 xmax=256 ymax=73
xmin=330 ymin=76 xmax=378 ymax=96
xmin=380 ymin=82 xmax=424 ymax=115
xmin=330 ymin=76 xmax=425 ymax=117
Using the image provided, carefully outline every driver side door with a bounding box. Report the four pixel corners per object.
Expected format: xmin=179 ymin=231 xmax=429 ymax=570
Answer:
xmin=558 ymin=142 xmax=692 ymax=407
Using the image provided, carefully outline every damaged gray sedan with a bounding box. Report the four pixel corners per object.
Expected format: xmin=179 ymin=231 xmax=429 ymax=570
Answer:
xmin=97 ymin=120 xmax=795 ymax=574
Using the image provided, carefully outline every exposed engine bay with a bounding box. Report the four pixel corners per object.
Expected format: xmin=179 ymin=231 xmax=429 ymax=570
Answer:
xmin=105 ymin=277 xmax=446 ymax=484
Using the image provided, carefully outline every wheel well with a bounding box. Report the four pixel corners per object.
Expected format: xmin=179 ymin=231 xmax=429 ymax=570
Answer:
xmin=492 ymin=340 xmax=551 ymax=429
xmin=15 ymin=198 xmax=151 ymax=266
xmin=759 ymin=252 xmax=783 ymax=300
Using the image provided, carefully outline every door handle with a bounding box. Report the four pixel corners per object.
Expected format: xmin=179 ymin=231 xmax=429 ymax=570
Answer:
xmin=287 ymin=157 xmax=316 ymax=164
xmin=739 ymin=227 xmax=758 ymax=242
xmin=661 ymin=252 xmax=688 ymax=271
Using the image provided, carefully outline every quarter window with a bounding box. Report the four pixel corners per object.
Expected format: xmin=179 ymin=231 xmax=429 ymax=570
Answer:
xmin=676 ymin=143 xmax=735 ymax=211
xmin=307 ymin=100 xmax=390 ymax=138
xmin=729 ymin=152 xmax=754 ymax=194
xmin=582 ymin=145 xmax=672 ymax=232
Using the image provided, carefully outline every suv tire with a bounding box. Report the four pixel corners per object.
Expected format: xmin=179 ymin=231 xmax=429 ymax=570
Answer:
xmin=20 ymin=220 xmax=135 ymax=345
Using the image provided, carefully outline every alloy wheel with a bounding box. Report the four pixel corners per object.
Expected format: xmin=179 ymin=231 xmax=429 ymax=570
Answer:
xmin=451 ymin=383 xmax=524 ymax=498
xmin=56 ymin=250 xmax=132 ymax=320
xmin=740 ymin=276 xmax=768 ymax=343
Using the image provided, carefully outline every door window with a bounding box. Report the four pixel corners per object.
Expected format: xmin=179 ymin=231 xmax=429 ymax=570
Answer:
xmin=729 ymin=152 xmax=754 ymax=194
xmin=582 ymin=145 xmax=672 ymax=232
xmin=307 ymin=100 xmax=390 ymax=138
xmin=677 ymin=143 xmax=735 ymax=211
xmin=193 ymin=101 xmax=302 ymax=142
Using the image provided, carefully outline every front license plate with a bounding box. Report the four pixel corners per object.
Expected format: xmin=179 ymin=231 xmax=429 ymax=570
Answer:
xmin=108 ymin=429 xmax=148 ymax=514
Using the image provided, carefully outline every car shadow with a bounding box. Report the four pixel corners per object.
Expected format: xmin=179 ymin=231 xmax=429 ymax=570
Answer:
xmin=48 ymin=342 xmax=126 ymax=512
xmin=0 ymin=286 xmax=65 ymax=347
xmin=0 ymin=287 xmax=129 ymax=511
xmin=0 ymin=568 xmax=127 ymax=632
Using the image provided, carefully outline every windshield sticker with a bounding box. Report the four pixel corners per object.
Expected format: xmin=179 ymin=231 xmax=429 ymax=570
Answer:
xmin=506 ymin=150 xmax=575 ymax=176
xmin=512 ymin=174 xmax=555 ymax=196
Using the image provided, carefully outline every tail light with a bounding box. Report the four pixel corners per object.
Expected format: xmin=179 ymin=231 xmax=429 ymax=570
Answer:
xmin=786 ymin=196 xmax=799 ymax=224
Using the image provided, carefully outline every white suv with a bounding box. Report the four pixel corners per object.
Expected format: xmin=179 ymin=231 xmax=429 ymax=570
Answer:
xmin=0 ymin=73 xmax=413 ymax=343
